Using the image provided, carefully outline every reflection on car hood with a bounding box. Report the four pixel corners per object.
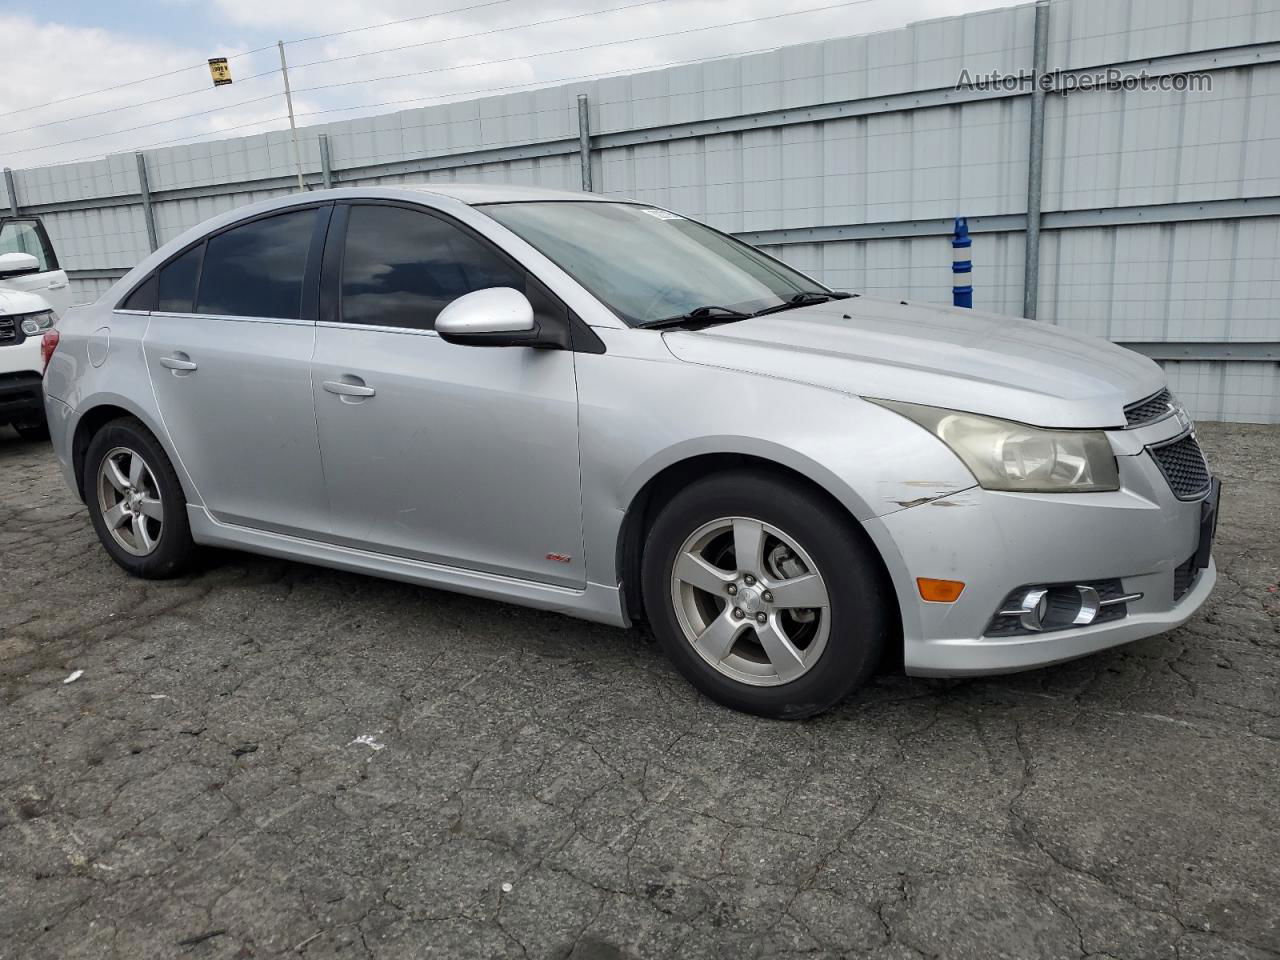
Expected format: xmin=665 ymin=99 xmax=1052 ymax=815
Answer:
xmin=661 ymin=296 xmax=1165 ymax=428
xmin=0 ymin=286 xmax=51 ymax=316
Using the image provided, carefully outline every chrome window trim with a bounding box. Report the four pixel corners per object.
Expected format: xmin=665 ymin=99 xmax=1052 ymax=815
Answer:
xmin=149 ymin=311 xmax=314 ymax=327
xmin=315 ymin=320 xmax=440 ymax=337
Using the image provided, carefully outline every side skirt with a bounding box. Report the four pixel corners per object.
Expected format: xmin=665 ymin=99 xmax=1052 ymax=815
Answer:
xmin=187 ymin=505 xmax=629 ymax=627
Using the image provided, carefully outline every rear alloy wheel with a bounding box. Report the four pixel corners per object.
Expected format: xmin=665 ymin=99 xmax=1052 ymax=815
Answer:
xmin=97 ymin=446 xmax=165 ymax=557
xmin=84 ymin=417 xmax=196 ymax=578
xmin=642 ymin=471 xmax=891 ymax=718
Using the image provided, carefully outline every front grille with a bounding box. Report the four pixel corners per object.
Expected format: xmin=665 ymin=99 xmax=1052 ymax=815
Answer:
xmin=985 ymin=578 xmax=1130 ymax=637
xmin=1149 ymin=434 xmax=1212 ymax=500
xmin=0 ymin=316 xmax=17 ymax=345
xmin=1124 ymin=388 xmax=1174 ymax=427
xmin=1173 ymin=554 xmax=1198 ymax=602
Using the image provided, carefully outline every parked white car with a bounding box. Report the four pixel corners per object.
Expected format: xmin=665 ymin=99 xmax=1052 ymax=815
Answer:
xmin=1 ymin=216 xmax=69 ymax=439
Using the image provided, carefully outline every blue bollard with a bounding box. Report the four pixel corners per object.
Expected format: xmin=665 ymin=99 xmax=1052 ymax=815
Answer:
xmin=952 ymin=217 xmax=972 ymax=308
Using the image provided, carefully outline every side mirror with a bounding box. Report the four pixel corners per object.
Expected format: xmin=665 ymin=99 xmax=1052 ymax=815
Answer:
xmin=436 ymin=287 xmax=539 ymax=347
xmin=0 ymin=252 xmax=40 ymax=278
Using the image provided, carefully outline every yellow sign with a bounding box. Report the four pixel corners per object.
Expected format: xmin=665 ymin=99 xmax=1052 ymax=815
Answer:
xmin=208 ymin=58 xmax=232 ymax=87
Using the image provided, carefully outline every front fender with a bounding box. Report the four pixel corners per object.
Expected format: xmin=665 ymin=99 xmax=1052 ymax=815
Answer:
xmin=577 ymin=330 xmax=976 ymax=591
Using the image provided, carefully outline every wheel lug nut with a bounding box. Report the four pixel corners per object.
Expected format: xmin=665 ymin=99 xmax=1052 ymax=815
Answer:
xmin=726 ymin=584 xmax=737 ymax=596
xmin=732 ymin=607 xmax=744 ymax=620
xmin=762 ymin=591 xmax=773 ymax=603
xmin=744 ymin=574 xmax=756 ymax=586
xmin=755 ymin=612 xmax=767 ymax=624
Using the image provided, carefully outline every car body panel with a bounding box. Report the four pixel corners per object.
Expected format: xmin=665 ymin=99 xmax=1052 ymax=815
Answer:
xmin=0 ymin=217 xmax=71 ymax=317
xmin=662 ymin=298 xmax=1165 ymax=429
xmin=311 ymin=322 xmax=586 ymax=587
xmin=44 ymin=184 xmax=1217 ymax=681
xmin=142 ymin=312 xmax=329 ymax=537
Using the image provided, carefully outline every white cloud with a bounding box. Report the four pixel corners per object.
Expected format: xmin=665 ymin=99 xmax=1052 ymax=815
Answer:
xmin=0 ymin=0 xmax=1021 ymax=169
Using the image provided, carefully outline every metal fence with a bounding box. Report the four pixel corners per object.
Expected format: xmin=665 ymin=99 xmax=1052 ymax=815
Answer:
xmin=4 ymin=0 xmax=1279 ymax=421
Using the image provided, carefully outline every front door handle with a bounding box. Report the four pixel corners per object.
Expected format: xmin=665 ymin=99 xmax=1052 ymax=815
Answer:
xmin=323 ymin=378 xmax=376 ymax=398
xmin=159 ymin=353 xmax=198 ymax=372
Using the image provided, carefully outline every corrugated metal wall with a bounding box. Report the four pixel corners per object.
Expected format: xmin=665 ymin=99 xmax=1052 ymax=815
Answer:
xmin=5 ymin=0 xmax=1279 ymax=421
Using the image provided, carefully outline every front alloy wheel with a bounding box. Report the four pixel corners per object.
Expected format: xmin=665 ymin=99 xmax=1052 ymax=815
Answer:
xmin=671 ymin=516 xmax=831 ymax=686
xmin=642 ymin=470 xmax=890 ymax=718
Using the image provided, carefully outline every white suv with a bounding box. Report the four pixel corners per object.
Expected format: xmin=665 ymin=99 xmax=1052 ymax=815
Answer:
xmin=1 ymin=217 xmax=70 ymax=439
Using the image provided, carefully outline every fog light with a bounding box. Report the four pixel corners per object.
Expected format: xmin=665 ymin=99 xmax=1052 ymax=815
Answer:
xmin=1000 ymin=585 xmax=1104 ymax=631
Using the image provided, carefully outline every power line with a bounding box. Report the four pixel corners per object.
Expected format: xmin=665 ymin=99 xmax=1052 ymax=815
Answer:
xmin=0 ymin=0 xmax=677 ymax=140
xmin=18 ymin=0 xmax=873 ymax=163
xmin=286 ymin=0 xmax=523 ymax=45
xmin=289 ymin=0 xmax=874 ymax=99
xmin=0 ymin=43 xmax=275 ymax=121
xmin=0 ymin=0 xmax=537 ymax=120
xmin=285 ymin=0 xmax=680 ymax=74
xmin=3 ymin=92 xmax=282 ymax=156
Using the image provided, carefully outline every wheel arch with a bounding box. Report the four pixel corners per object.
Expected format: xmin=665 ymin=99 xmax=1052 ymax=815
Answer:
xmin=70 ymin=396 xmax=194 ymax=505
xmin=614 ymin=448 xmax=902 ymax=645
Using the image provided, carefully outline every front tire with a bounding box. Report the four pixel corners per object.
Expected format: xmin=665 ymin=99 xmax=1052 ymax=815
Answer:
xmin=641 ymin=471 xmax=891 ymax=719
xmin=84 ymin=417 xmax=196 ymax=579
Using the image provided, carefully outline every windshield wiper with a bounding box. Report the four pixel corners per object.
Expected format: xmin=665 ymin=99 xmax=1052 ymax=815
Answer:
xmin=752 ymin=290 xmax=852 ymax=317
xmin=638 ymin=305 xmax=752 ymax=330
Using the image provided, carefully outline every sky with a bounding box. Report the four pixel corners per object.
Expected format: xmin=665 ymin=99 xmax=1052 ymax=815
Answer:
xmin=0 ymin=0 xmax=1021 ymax=170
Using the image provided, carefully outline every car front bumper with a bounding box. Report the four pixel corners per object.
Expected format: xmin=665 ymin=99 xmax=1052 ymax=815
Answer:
xmin=863 ymin=419 xmax=1218 ymax=677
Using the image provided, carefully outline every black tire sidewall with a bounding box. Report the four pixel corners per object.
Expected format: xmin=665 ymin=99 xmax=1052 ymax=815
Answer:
xmin=642 ymin=471 xmax=890 ymax=719
xmin=84 ymin=418 xmax=194 ymax=579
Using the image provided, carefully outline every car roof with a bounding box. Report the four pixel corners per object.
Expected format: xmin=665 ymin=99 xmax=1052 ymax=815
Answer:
xmin=400 ymin=183 xmax=624 ymax=205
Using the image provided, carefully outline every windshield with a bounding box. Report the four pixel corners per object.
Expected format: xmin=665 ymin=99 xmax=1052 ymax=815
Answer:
xmin=478 ymin=201 xmax=826 ymax=326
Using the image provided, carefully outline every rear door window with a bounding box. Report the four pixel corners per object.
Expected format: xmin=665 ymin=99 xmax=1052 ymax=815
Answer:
xmin=156 ymin=244 xmax=203 ymax=313
xmin=196 ymin=209 xmax=316 ymax=319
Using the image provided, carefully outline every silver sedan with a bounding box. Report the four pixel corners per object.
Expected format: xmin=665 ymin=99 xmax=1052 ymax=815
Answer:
xmin=42 ymin=184 xmax=1218 ymax=717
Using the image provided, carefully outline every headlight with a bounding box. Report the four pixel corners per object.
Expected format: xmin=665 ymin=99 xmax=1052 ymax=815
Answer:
xmin=871 ymin=399 xmax=1119 ymax=493
xmin=19 ymin=310 xmax=56 ymax=337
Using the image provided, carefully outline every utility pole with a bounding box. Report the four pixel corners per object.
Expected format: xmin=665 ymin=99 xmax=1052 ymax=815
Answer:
xmin=277 ymin=40 xmax=306 ymax=192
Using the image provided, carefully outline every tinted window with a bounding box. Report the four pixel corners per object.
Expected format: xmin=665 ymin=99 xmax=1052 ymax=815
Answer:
xmin=121 ymin=272 xmax=157 ymax=311
xmin=196 ymin=209 xmax=316 ymax=319
xmin=340 ymin=205 xmax=524 ymax=330
xmin=157 ymin=244 xmax=203 ymax=313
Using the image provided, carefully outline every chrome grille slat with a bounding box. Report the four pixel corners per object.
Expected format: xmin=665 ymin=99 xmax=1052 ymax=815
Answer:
xmin=1149 ymin=434 xmax=1212 ymax=501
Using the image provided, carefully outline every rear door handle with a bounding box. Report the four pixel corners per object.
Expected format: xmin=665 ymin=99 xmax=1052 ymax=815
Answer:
xmin=48 ymin=281 xmax=68 ymax=290
xmin=159 ymin=354 xmax=198 ymax=372
xmin=323 ymin=378 xmax=376 ymax=398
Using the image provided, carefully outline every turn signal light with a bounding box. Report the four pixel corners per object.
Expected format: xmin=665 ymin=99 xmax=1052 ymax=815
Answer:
xmin=41 ymin=329 xmax=60 ymax=371
xmin=917 ymin=578 xmax=965 ymax=603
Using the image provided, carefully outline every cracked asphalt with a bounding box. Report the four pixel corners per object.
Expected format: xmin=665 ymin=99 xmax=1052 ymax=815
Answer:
xmin=1 ymin=421 xmax=1278 ymax=960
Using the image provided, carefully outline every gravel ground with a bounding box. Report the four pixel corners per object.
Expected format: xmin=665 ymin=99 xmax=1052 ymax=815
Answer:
xmin=1 ymin=420 xmax=1277 ymax=960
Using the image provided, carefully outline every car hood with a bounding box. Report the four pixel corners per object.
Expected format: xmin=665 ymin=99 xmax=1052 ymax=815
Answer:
xmin=661 ymin=296 xmax=1164 ymax=428
xmin=0 ymin=286 xmax=52 ymax=316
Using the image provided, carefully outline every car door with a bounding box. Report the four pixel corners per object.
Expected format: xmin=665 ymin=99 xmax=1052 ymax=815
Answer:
xmin=0 ymin=218 xmax=72 ymax=316
xmin=311 ymin=201 xmax=585 ymax=588
xmin=141 ymin=204 xmax=332 ymax=538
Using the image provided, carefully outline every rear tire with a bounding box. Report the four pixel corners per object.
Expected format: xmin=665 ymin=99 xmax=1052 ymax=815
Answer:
xmin=83 ymin=417 xmax=196 ymax=579
xmin=641 ymin=470 xmax=890 ymax=719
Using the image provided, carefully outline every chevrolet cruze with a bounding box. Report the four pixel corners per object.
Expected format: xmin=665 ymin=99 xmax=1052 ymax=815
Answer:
xmin=42 ymin=184 xmax=1219 ymax=718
